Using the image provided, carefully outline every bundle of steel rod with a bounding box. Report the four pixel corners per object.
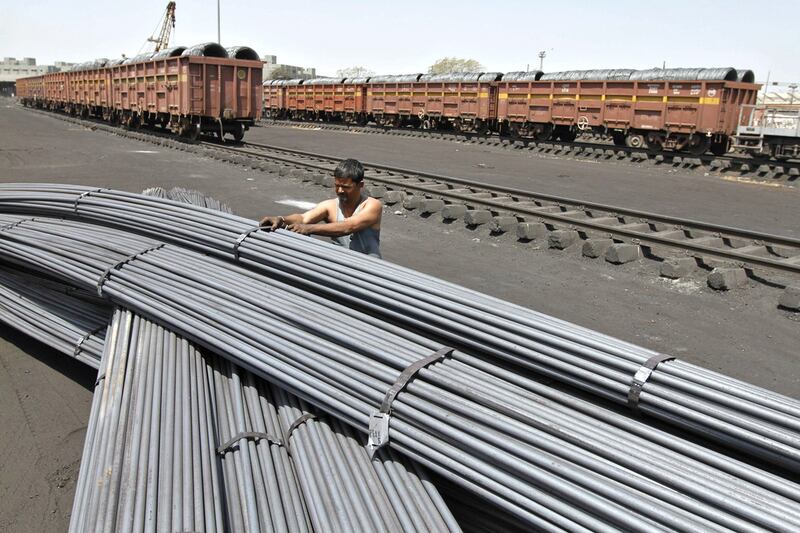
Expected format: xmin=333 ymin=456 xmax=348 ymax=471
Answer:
xmin=0 ymin=183 xmax=797 ymax=473
xmin=141 ymin=186 xmax=233 ymax=213
xmin=209 ymin=352 xmax=460 ymax=532
xmin=0 ymin=264 xmax=108 ymax=368
xmin=68 ymin=306 xmax=459 ymax=532
xmin=70 ymin=308 xmax=228 ymax=533
xmin=2 ymin=214 xmax=800 ymax=530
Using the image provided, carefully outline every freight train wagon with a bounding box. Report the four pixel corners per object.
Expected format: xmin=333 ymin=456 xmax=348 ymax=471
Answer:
xmin=498 ymin=68 xmax=759 ymax=155
xmin=263 ymin=67 xmax=759 ymax=155
xmin=18 ymin=43 xmax=262 ymax=141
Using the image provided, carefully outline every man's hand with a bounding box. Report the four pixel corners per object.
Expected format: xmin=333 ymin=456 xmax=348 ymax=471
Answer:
xmin=259 ymin=215 xmax=285 ymax=230
xmin=287 ymin=223 xmax=314 ymax=235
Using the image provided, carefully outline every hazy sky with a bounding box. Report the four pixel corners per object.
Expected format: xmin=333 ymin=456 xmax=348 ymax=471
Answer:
xmin=2 ymin=0 xmax=798 ymax=82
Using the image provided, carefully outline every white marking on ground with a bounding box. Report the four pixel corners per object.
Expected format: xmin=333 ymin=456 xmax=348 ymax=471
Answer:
xmin=276 ymin=199 xmax=317 ymax=210
xmin=131 ymin=150 xmax=159 ymax=154
xmin=656 ymin=277 xmax=702 ymax=295
xmin=291 ymin=126 xmax=321 ymax=131
xmin=721 ymin=175 xmax=794 ymax=189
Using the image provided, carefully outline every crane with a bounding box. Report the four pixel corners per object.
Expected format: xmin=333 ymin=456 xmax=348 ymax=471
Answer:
xmin=147 ymin=2 xmax=177 ymax=52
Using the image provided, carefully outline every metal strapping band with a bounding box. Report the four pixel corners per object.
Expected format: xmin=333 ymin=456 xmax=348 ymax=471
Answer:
xmin=284 ymin=413 xmax=317 ymax=446
xmin=96 ymin=244 xmax=165 ymax=296
xmin=94 ymin=373 xmax=106 ymax=387
xmin=73 ymin=324 xmax=107 ymax=356
xmin=0 ymin=217 xmax=36 ymax=232
xmin=368 ymin=347 xmax=454 ymax=452
xmin=216 ymin=431 xmax=284 ymax=455
xmin=628 ymin=353 xmax=677 ymax=410
xmin=73 ymin=188 xmax=105 ymax=215
xmin=233 ymin=226 xmax=265 ymax=260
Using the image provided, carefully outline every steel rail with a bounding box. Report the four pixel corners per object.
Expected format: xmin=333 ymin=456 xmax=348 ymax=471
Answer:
xmin=198 ymin=141 xmax=800 ymax=275
xmin=258 ymin=117 xmax=800 ymax=171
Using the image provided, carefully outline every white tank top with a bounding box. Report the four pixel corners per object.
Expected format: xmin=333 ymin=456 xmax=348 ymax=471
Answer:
xmin=332 ymin=194 xmax=381 ymax=258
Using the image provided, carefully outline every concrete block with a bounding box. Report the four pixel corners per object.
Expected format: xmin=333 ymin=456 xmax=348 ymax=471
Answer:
xmin=707 ymin=268 xmax=748 ymax=291
xmin=403 ymin=195 xmax=422 ymax=210
xmin=277 ymin=165 xmax=291 ymax=176
xmin=367 ymin=185 xmax=387 ymax=198
xmin=548 ymin=229 xmax=579 ymax=250
xmin=582 ymin=238 xmax=614 ymax=258
xmin=490 ymin=216 xmax=518 ymax=234
xmin=464 ymin=209 xmax=492 ymax=226
xmin=654 ymin=155 xmax=665 ymax=163
xmin=383 ymin=190 xmax=405 ymax=205
xmin=420 ymin=198 xmax=445 ymax=214
xmin=740 ymin=163 xmax=751 ymax=172
xmin=660 ymin=257 xmax=696 ymax=279
xmin=605 ymin=243 xmax=640 ymax=264
xmin=321 ymin=176 xmax=335 ymax=188
xmin=516 ymin=222 xmax=548 ymax=241
xmin=442 ymin=204 xmax=467 ymax=220
xmin=779 ymin=286 xmax=800 ymax=310
xmin=789 ymin=168 xmax=800 ymax=177
xmin=773 ymin=166 xmax=785 ymax=175
xmin=673 ymin=156 xmax=683 ymax=165
xmin=757 ymin=164 xmax=771 ymax=174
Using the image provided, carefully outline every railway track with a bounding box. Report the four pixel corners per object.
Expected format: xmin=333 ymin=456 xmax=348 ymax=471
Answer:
xmin=203 ymin=139 xmax=800 ymax=282
xmin=19 ymin=106 xmax=800 ymax=294
xmin=258 ymin=118 xmax=800 ymax=181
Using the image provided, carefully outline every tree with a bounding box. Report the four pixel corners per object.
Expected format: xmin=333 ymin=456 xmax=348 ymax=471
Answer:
xmin=428 ymin=57 xmax=484 ymax=75
xmin=336 ymin=66 xmax=375 ymax=78
xmin=269 ymin=65 xmax=296 ymax=80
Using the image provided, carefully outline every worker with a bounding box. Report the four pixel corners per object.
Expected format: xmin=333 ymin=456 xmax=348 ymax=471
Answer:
xmin=260 ymin=158 xmax=382 ymax=258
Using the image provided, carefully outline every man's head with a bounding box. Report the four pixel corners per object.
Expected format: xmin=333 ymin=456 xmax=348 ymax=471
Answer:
xmin=333 ymin=158 xmax=365 ymax=204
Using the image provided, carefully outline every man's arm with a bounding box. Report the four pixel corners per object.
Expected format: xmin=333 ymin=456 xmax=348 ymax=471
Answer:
xmin=259 ymin=200 xmax=333 ymax=229
xmin=287 ymin=198 xmax=381 ymax=237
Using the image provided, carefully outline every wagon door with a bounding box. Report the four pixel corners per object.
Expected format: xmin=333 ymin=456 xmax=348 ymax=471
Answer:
xmin=460 ymin=82 xmax=479 ymax=119
xmin=551 ymin=81 xmax=577 ymax=124
xmin=603 ymin=81 xmax=634 ymax=130
xmin=194 ymin=62 xmax=212 ymax=116
xmin=664 ymin=82 xmax=699 ymax=134
xmin=576 ymin=81 xmax=603 ymax=131
xmin=632 ymin=82 xmax=665 ymax=131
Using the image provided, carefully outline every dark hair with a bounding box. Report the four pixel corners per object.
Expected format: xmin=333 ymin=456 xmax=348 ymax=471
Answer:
xmin=333 ymin=158 xmax=364 ymax=183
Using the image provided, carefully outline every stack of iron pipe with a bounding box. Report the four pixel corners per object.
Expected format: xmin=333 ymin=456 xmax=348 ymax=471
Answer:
xmin=1 ymin=214 xmax=799 ymax=530
xmin=0 ymin=184 xmax=797 ymax=473
xmin=0 ymin=264 xmax=108 ymax=368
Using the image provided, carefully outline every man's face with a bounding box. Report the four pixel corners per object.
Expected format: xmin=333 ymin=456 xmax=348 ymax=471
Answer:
xmin=334 ymin=177 xmax=361 ymax=203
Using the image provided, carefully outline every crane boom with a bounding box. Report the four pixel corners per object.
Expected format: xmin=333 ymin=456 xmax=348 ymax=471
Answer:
xmin=147 ymin=2 xmax=176 ymax=52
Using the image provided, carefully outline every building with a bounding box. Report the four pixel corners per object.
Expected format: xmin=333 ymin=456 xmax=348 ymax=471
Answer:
xmin=0 ymin=57 xmax=76 ymax=97
xmin=261 ymin=55 xmax=316 ymax=80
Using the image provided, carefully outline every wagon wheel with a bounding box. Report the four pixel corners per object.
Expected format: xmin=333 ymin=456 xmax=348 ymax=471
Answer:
xmin=533 ymin=124 xmax=553 ymax=141
xmin=626 ymin=133 xmax=647 ymax=149
xmin=232 ymin=124 xmax=245 ymax=142
xmin=186 ymin=123 xmax=200 ymax=142
xmin=685 ymin=133 xmax=710 ymax=156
